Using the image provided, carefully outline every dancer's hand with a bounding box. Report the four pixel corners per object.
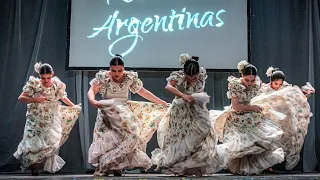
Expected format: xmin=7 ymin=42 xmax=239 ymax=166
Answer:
xmin=34 ymin=95 xmax=47 ymax=103
xmin=305 ymin=89 xmax=315 ymax=95
xmin=91 ymin=100 xmax=102 ymax=108
xmin=182 ymin=94 xmax=194 ymax=103
xmin=72 ymin=103 xmax=81 ymax=108
xmin=159 ymin=100 xmax=168 ymax=107
xmin=251 ymin=105 xmax=262 ymax=112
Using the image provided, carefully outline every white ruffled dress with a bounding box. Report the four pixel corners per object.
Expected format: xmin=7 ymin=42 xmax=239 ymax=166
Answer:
xmin=151 ymin=68 xmax=221 ymax=176
xmin=14 ymin=76 xmax=81 ymax=173
xmin=210 ymin=76 xmax=285 ymax=175
xmin=88 ymin=71 xmax=167 ymax=174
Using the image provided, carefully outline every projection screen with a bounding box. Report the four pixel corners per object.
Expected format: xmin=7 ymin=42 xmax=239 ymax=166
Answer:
xmin=67 ymin=0 xmax=249 ymax=70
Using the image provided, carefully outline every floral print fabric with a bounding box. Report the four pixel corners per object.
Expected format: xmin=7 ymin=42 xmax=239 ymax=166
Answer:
xmin=88 ymin=71 xmax=167 ymax=174
xmin=14 ymin=76 xmax=81 ymax=173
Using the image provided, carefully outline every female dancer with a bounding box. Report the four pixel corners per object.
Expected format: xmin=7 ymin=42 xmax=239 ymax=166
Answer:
xmin=14 ymin=63 xmax=81 ymax=175
xmin=87 ymin=54 xmax=167 ymax=176
xmin=210 ymin=61 xmax=284 ymax=175
xmin=151 ymin=54 xmax=221 ymax=176
xmin=261 ymin=67 xmax=315 ymax=96
xmin=258 ymin=67 xmax=314 ymax=170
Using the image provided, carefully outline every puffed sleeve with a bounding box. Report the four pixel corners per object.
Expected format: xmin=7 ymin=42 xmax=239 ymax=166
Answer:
xmin=128 ymin=72 xmax=143 ymax=94
xmin=89 ymin=70 xmax=109 ymax=95
xmin=199 ymin=67 xmax=207 ymax=89
xmin=166 ymin=70 xmax=184 ymax=85
xmin=226 ymin=76 xmax=244 ymax=99
xmin=57 ymin=81 xmax=67 ymax=99
xmin=22 ymin=76 xmax=39 ymax=96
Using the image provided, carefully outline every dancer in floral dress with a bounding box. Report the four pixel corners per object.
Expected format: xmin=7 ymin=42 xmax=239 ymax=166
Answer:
xmin=151 ymin=54 xmax=221 ymax=176
xmin=14 ymin=63 xmax=81 ymax=175
xmin=261 ymin=67 xmax=315 ymax=96
xmin=210 ymin=61 xmax=285 ymax=175
xmin=87 ymin=54 xmax=167 ymax=176
xmin=257 ymin=67 xmax=315 ymax=170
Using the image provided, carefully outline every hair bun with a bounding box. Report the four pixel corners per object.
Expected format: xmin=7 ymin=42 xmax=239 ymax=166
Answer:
xmin=192 ymin=56 xmax=199 ymax=61
xmin=115 ymin=54 xmax=123 ymax=58
xmin=273 ymin=68 xmax=280 ymax=73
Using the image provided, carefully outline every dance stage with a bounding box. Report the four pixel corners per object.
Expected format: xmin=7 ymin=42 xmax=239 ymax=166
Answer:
xmin=0 ymin=173 xmax=319 ymax=180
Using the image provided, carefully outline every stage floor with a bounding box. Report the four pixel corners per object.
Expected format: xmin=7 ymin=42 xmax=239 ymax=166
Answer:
xmin=0 ymin=173 xmax=320 ymax=180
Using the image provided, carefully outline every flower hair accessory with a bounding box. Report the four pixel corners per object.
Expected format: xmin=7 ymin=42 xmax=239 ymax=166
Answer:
xmin=34 ymin=62 xmax=42 ymax=73
xmin=237 ymin=60 xmax=249 ymax=73
xmin=266 ymin=67 xmax=274 ymax=77
xmin=179 ymin=53 xmax=191 ymax=65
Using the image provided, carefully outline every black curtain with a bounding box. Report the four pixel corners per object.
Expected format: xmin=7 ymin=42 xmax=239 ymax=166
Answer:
xmin=250 ymin=0 xmax=320 ymax=172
